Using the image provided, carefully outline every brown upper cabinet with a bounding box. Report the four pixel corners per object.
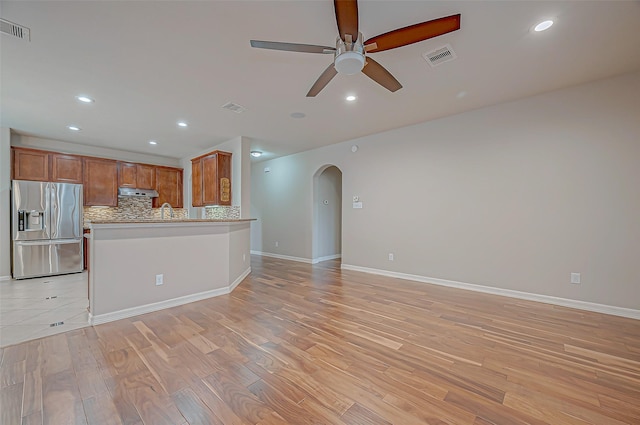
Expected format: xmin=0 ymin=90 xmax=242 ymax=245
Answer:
xmin=136 ymin=164 xmax=156 ymax=190
xmin=118 ymin=162 xmax=137 ymax=188
xmin=12 ymin=147 xmax=83 ymax=184
xmin=83 ymin=158 xmax=119 ymax=207
xmin=12 ymin=147 xmax=183 ymax=207
xmin=12 ymin=148 xmax=50 ymax=181
xmin=153 ymin=166 xmax=183 ymax=208
xmin=118 ymin=162 xmax=156 ymax=190
xmin=51 ymin=153 xmax=83 ymax=184
xmin=191 ymin=150 xmax=232 ymax=207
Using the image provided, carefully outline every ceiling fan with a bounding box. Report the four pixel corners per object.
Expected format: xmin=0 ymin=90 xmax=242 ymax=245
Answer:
xmin=250 ymin=0 xmax=461 ymax=97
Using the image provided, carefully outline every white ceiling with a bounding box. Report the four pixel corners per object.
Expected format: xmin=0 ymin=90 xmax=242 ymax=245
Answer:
xmin=2 ymin=1 xmax=640 ymax=161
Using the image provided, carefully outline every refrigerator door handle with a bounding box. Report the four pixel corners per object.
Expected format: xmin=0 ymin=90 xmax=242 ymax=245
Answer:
xmin=16 ymin=239 xmax=80 ymax=246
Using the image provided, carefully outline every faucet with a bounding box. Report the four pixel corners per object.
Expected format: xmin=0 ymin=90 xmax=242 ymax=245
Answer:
xmin=160 ymin=202 xmax=174 ymax=219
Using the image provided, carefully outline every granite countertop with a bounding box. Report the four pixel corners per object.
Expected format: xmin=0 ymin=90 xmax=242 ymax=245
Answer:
xmin=87 ymin=218 xmax=254 ymax=225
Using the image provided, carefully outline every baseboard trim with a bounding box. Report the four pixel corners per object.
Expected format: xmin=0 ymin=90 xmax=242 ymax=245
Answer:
xmin=90 ymin=267 xmax=251 ymax=325
xmin=251 ymin=250 xmax=313 ymax=264
xmin=312 ymin=254 xmax=342 ymax=264
xmin=230 ymin=267 xmax=251 ymax=291
xmin=0 ymin=275 xmax=11 ymax=281
xmin=340 ymin=264 xmax=640 ymax=320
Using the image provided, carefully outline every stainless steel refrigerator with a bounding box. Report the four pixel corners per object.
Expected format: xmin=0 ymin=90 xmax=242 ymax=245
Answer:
xmin=12 ymin=180 xmax=83 ymax=279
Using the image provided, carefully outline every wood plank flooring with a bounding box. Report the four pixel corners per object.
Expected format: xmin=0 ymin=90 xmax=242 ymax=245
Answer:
xmin=1 ymin=255 xmax=639 ymax=424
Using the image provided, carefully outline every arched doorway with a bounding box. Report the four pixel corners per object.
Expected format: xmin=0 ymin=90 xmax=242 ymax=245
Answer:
xmin=312 ymin=165 xmax=342 ymax=263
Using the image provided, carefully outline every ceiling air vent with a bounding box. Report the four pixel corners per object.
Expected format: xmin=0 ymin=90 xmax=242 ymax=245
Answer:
xmin=1 ymin=19 xmax=30 ymax=41
xmin=221 ymin=102 xmax=247 ymax=113
xmin=422 ymin=44 xmax=457 ymax=68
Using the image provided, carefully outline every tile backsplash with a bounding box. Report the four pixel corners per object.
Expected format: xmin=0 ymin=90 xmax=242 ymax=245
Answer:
xmin=83 ymin=196 xmax=188 ymax=224
xmin=204 ymin=206 xmax=240 ymax=220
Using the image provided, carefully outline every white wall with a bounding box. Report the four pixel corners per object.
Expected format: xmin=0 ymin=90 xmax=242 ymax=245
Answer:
xmin=251 ymin=71 xmax=640 ymax=310
xmin=0 ymin=128 xmax=11 ymax=279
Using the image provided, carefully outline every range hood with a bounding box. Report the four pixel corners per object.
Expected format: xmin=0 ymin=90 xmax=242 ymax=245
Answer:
xmin=118 ymin=187 xmax=159 ymax=197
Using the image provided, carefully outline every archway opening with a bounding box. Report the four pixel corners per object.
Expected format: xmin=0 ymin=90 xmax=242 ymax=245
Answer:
xmin=312 ymin=165 xmax=342 ymax=264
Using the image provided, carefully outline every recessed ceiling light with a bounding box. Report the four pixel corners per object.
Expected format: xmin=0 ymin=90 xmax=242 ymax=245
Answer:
xmin=149 ymin=140 xmax=157 ymax=145
xmin=346 ymin=95 xmax=357 ymax=102
xmin=290 ymin=112 xmax=306 ymax=119
xmin=67 ymin=125 xmax=81 ymax=131
xmin=534 ymin=20 xmax=554 ymax=32
xmin=250 ymin=151 xmax=263 ymax=157
xmin=177 ymin=121 xmax=188 ymax=127
xmin=75 ymin=95 xmax=94 ymax=103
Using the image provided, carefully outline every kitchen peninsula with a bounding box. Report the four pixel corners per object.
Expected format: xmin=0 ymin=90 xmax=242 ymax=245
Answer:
xmin=86 ymin=218 xmax=253 ymax=325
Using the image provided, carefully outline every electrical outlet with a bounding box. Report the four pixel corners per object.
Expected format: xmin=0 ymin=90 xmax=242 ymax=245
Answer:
xmin=275 ymin=241 xmax=279 ymax=247
xmin=243 ymin=253 xmax=246 ymax=262
xmin=388 ymin=253 xmax=394 ymax=261
xmin=155 ymin=274 xmax=164 ymax=286
xmin=570 ymin=273 xmax=581 ymax=284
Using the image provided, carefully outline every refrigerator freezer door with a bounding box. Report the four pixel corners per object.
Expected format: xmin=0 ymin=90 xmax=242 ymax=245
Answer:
xmin=12 ymin=180 xmax=50 ymax=240
xmin=12 ymin=239 xmax=83 ymax=279
xmin=50 ymin=183 xmax=83 ymax=239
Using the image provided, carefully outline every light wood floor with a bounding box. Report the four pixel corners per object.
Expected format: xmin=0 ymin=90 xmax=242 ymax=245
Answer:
xmin=1 ymin=256 xmax=639 ymax=425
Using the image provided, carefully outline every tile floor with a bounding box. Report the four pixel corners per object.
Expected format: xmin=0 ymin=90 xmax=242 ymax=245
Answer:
xmin=0 ymin=271 xmax=89 ymax=348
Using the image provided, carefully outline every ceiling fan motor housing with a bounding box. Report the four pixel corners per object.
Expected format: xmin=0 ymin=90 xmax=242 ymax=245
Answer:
xmin=335 ymin=32 xmax=365 ymax=75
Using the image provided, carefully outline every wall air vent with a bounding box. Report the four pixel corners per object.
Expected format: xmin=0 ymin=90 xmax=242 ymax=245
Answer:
xmin=1 ymin=19 xmax=30 ymax=41
xmin=221 ymin=102 xmax=247 ymax=113
xmin=422 ymin=44 xmax=457 ymax=68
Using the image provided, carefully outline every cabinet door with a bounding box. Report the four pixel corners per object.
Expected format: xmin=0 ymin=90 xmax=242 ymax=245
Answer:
xmin=83 ymin=158 xmax=118 ymax=206
xmin=201 ymin=154 xmax=219 ymax=205
xmin=217 ymin=152 xmax=232 ymax=206
xmin=191 ymin=159 xmax=203 ymax=207
xmin=118 ymin=162 xmax=137 ymax=188
xmin=136 ymin=164 xmax=156 ymax=190
xmin=12 ymin=148 xmax=50 ymax=181
xmin=154 ymin=167 xmax=183 ymax=208
xmin=51 ymin=153 xmax=83 ymax=183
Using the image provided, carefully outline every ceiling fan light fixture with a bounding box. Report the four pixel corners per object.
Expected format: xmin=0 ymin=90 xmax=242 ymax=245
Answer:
xmin=335 ymin=51 xmax=365 ymax=75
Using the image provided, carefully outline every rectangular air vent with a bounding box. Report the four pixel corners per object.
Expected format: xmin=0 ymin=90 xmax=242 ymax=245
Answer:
xmin=221 ymin=102 xmax=246 ymax=113
xmin=422 ymin=44 xmax=457 ymax=68
xmin=1 ymin=19 xmax=30 ymax=41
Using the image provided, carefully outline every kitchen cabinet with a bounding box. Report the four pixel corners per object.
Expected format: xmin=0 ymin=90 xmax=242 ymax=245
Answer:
xmin=118 ymin=162 xmax=137 ymax=188
xmin=136 ymin=164 xmax=156 ymax=189
xmin=153 ymin=166 xmax=183 ymax=208
xmin=118 ymin=162 xmax=156 ymax=189
xmin=12 ymin=148 xmax=50 ymax=181
xmin=51 ymin=153 xmax=83 ymax=184
xmin=191 ymin=150 xmax=231 ymax=207
xmin=83 ymin=158 xmax=119 ymax=206
xmin=12 ymin=147 xmax=83 ymax=183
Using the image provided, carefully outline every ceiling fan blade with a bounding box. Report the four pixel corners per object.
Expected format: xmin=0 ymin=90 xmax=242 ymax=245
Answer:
xmin=307 ymin=64 xmax=338 ymax=97
xmin=334 ymin=0 xmax=358 ymax=42
xmin=250 ymin=40 xmax=336 ymax=54
xmin=364 ymin=14 xmax=461 ymax=53
xmin=361 ymin=57 xmax=402 ymax=93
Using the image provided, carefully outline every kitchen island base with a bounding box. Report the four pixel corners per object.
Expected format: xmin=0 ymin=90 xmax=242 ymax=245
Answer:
xmin=87 ymin=219 xmax=252 ymax=325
